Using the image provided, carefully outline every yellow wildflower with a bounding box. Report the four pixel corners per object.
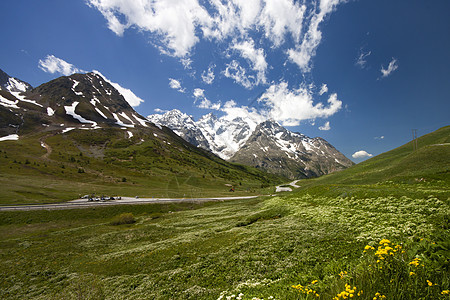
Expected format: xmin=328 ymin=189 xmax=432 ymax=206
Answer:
xmin=409 ymin=258 xmax=421 ymax=267
xmin=409 ymin=272 xmax=415 ymax=276
xmin=441 ymin=290 xmax=450 ymax=295
xmin=427 ymin=280 xmax=433 ymax=286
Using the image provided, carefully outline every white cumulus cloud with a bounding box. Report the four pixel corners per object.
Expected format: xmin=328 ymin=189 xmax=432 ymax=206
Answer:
xmin=193 ymin=88 xmax=205 ymax=99
xmin=223 ymin=60 xmax=256 ymax=89
xmin=258 ymin=82 xmax=342 ymax=126
xmin=352 ymin=150 xmax=373 ymax=159
xmin=87 ymin=0 xmax=212 ymax=58
xmin=319 ymin=121 xmax=331 ymax=131
xmin=38 ymin=55 xmax=85 ymax=76
xmin=168 ymin=78 xmax=186 ymax=93
xmin=221 ymin=99 xmax=265 ymax=125
xmin=319 ymin=83 xmax=328 ymax=95
xmin=201 ymin=64 xmax=215 ymax=84
xmin=193 ymin=88 xmax=220 ymax=110
xmin=87 ymin=0 xmax=344 ymax=74
xmin=287 ymin=0 xmax=342 ymax=72
xmin=380 ymin=58 xmax=399 ymax=78
xmin=230 ymin=38 xmax=267 ymax=86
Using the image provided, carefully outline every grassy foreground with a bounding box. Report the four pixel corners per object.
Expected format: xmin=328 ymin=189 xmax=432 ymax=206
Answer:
xmin=0 ymin=126 xmax=448 ymax=299
xmin=0 ymin=182 xmax=448 ymax=299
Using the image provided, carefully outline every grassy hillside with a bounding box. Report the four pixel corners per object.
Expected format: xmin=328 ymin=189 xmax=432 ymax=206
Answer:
xmin=290 ymin=125 xmax=449 ymax=200
xmin=0 ymin=126 xmax=284 ymax=205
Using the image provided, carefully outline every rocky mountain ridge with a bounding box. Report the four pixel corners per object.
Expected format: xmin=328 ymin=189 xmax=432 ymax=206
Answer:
xmin=148 ymin=110 xmax=354 ymax=179
xmin=0 ymin=69 xmax=149 ymax=137
xmin=231 ymin=120 xmax=354 ymax=178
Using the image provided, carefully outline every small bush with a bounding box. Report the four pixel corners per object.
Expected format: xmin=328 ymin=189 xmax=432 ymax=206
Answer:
xmin=110 ymin=213 xmax=136 ymax=226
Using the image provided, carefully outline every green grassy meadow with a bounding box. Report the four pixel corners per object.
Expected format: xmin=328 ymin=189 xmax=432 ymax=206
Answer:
xmin=0 ymin=126 xmax=448 ymax=299
xmin=0 ymin=127 xmax=282 ymax=205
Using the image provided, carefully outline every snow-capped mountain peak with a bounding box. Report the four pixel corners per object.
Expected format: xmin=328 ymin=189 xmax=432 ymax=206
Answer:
xmin=0 ymin=69 xmax=32 ymax=93
xmin=148 ymin=109 xmax=211 ymax=151
xmin=148 ymin=110 xmax=255 ymax=160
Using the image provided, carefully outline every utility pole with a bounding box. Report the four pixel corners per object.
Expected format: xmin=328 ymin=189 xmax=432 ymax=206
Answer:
xmin=412 ymin=129 xmax=418 ymax=151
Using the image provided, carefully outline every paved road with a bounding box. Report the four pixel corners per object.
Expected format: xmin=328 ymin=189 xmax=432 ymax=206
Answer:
xmin=0 ymin=196 xmax=262 ymax=211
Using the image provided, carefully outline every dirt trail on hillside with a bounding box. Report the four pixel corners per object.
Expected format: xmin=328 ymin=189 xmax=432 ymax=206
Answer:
xmin=39 ymin=136 xmax=52 ymax=159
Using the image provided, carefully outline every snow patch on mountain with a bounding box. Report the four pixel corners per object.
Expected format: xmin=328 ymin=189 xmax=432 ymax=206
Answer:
xmin=0 ymin=94 xmax=19 ymax=109
xmin=95 ymin=107 xmax=108 ymax=119
xmin=71 ymin=79 xmax=84 ymax=96
xmin=6 ymin=77 xmax=30 ymax=93
xmin=112 ymin=112 xmax=134 ymax=128
xmin=0 ymin=134 xmax=19 ymax=141
xmin=64 ymin=102 xmax=97 ymax=126
xmin=47 ymin=107 xmax=55 ymax=116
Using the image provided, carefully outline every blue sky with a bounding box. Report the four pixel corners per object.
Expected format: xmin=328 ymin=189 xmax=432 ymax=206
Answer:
xmin=1 ymin=0 xmax=449 ymax=162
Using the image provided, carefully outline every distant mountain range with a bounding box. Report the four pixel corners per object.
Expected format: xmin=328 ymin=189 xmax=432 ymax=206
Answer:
xmin=1 ymin=68 xmax=353 ymax=180
xmin=148 ymin=110 xmax=354 ymax=179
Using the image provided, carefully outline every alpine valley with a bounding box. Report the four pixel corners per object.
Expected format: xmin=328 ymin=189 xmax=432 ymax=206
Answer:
xmin=0 ymin=68 xmax=284 ymax=204
xmin=0 ymin=67 xmax=357 ymax=205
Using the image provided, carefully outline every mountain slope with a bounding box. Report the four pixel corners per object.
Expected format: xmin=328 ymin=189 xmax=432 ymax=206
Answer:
xmin=231 ymin=120 xmax=354 ymax=179
xmin=320 ymin=125 xmax=450 ymax=184
xmin=0 ymin=70 xmax=150 ymax=137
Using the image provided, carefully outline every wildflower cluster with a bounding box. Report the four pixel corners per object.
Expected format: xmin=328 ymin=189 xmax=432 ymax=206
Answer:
xmin=372 ymin=292 xmax=386 ymax=299
xmin=291 ymin=280 xmax=319 ymax=298
xmin=409 ymin=257 xmax=422 ymax=268
xmin=373 ymin=239 xmax=402 ymax=261
xmin=339 ymin=271 xmax=348 ymax=279
xmin=333 ymin=283 xmax=362 ymax=299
